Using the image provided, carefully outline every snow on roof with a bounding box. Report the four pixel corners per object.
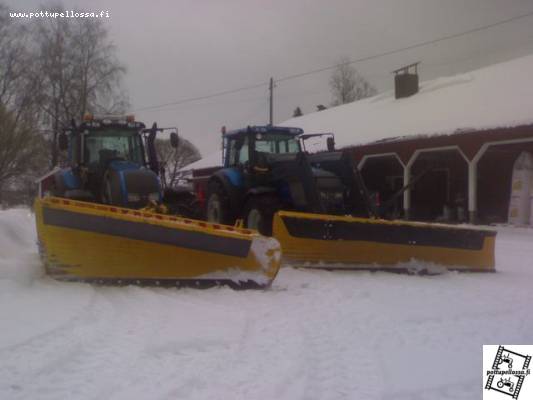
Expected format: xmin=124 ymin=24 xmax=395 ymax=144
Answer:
xmin=181 ymin=54 xmax=533 ymax=171
xmin=179 ymin=150 xmax=222 ymax=172
xmin=281 ymin=54 xmax=533 ymax=149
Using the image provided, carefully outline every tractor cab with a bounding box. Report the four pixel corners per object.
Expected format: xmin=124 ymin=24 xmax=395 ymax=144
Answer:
xmin=65 ymin=114 xmax=146 ymax=176
xmin=49 ymin=114 xmax=178 ymax=208
xmin=223 ymin=126 xmax=303 ymax=172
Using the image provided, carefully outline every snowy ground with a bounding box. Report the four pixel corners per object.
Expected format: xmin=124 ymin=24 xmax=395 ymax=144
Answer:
xmin=0 ymin=208 xmax=532 ymax=400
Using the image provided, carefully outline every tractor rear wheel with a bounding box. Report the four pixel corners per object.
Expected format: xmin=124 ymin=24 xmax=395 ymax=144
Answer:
xmin=206 ymin=181 xmax=233 ymax=225
xmin=243 ymin=195 xmax=280 ymax=236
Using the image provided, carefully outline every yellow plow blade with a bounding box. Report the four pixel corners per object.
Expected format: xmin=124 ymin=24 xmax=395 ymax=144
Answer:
xmin=273 ymin=210 xmax=496 ymax=271
xmin=35 ymin=197 xmax=281 ymax=288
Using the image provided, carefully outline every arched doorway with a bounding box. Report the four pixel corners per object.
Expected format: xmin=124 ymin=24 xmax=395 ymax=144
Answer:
xmin=477 ymin=142 xmax=533 ymax=223
xmin=409 ymin=149 xmax=468 ymax=221
xmin=360 ymin=155 xmax=405 ymax=218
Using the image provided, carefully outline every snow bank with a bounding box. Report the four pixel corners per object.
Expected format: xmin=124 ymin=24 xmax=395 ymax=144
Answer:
xmin=0 ymin=208 xmax=42 ymax=284
xmin=0 ymin=208 xmax=90 ymax=350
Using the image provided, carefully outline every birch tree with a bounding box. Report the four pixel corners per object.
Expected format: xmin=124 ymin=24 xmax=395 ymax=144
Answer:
xmin=34 ymin=4 xmax=128 ymax=165
xmin=330 ymin=57 xmax=377 ymax=106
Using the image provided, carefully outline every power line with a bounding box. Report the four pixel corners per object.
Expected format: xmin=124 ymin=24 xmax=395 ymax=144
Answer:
xmin=134 ymin=9 xmax=533 ymax=113
xmin=135 ymin=82 xmax=267 ymax=112
xmin=276 ymin=9 xmax=533 ymax=82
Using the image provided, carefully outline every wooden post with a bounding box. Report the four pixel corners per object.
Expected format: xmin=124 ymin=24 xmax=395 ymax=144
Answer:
xmin=403 ymin=166 xmax=411 ymax=220
xmin=468 ymin=161 xmax=478 ymax=223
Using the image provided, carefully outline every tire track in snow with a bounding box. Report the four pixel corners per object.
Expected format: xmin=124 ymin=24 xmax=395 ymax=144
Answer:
xmin=0 ymin=281 xmax=96 ymax=352
xmin=183 ymin=269 xmax=385 ymax=400
xmin=296 ymin=271 xmax=383 ymax=400
xmin=1 ymin=224 xmax=532 ymax=400
xmin=0 ymin=285 xmax=184 ymax=400
xmin=0 ymin=285 xmax=114 ymax=399
xmin=95 ymin=287 xmax=248 ymax=400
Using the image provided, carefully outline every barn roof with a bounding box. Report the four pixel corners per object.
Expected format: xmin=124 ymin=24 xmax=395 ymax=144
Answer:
xmin=281 ymin=54 xmax=533 ymax=149
xmin=181 ymin=54 xmax=533 ymax=171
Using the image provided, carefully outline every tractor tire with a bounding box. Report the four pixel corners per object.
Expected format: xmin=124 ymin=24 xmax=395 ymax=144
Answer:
xmin=243 ymin=195 xmax=280 ymax=236
xmin=206 ymin=180 xmax=233 ymax=225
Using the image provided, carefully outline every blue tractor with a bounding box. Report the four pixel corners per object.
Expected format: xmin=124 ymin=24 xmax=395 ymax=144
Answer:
xmin=205 ymin=126 xmax=375 ymax=235
xmin=49 ymin=114 xmax=179 ymax=209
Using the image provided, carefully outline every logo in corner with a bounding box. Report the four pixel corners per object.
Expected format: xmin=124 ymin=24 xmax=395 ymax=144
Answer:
xmin=484 ymin=345 xmax=531 ymax=399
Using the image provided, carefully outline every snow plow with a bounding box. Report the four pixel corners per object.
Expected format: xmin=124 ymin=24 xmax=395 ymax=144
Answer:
xmin=273 ymin=211 xmax=495 ymax=271
xmin=35 ymin=197 xmax=280 ymax=288
xmin=196 ymin=125 xmax=496 ymax=272
xmin=34 ymin=115 xmax=281 ymax=288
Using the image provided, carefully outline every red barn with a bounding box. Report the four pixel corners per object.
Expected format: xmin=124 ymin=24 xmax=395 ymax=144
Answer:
xmin=282 ymin=55 xmax=533 ymax=224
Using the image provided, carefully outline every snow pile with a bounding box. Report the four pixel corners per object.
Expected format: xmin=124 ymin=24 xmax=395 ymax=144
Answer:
xmin=1 ymin=208 xmax=533 ymax=399
xmin=199 ymin=235 xmax=282 ymax=286
xmin=250 ymin=235 xmax=282 ymax=271
xmin=0 ymin=208 xmax=42 ymax=284
xmin=282 ymin=54 xmax=533 ymax=149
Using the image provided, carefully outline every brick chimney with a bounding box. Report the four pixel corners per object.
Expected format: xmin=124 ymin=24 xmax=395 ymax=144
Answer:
xmin=393 ymin=62 xmax=420 ymax=99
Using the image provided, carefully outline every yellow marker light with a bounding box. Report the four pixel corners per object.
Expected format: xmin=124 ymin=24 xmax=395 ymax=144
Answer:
xmin=126 ymin=115 xmax=135 ymax=122
xmin=83 ymin=113 xmax=93 ymax=121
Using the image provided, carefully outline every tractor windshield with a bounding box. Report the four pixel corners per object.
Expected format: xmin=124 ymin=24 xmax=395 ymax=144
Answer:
xmin=254 ymin=133 xmax=301 ymax=154
xmin=84 ymin=129 xmax=144 ymax=166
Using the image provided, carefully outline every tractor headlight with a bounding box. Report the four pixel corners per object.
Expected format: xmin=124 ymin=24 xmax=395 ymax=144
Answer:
xmin=127 ymin=193 xmax=141 ymax=202
xmin=148 ymin=192 xmax=160 ymax=202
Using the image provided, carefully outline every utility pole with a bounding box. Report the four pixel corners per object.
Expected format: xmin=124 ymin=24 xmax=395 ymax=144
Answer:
xmin=269 ymin=77 xmax=274 ymax=125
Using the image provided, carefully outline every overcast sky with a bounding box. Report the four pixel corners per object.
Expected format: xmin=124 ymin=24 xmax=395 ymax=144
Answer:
xmin=5 ymin=0 xmax=533 ymax=156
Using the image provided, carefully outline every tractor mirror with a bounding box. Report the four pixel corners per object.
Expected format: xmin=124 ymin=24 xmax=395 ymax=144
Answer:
xmin=326 ymin=137 xmax=335 ymax=152
xmin=58 ymin=132 xmax=68 ymax=151
xmin=170 ymin=132 xmax=179 ymax=148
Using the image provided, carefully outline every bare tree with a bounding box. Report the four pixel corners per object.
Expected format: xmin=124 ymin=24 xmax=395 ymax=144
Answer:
xmin=68 ymin=17 xmax=128 ymax=117
xmin=0 ymin=3 xmax=48 ymax=204
xmin=293 ymin=107 xmax=303 ymax=117
xmin=0 ymin=3 xmax=40 ymax=121
xmin=329 ymin=57 xmax=377 ymax=106
xmin=0 ymin=104 xmax=46 ymax=203
xmin=0 ymin=2 xmax=129 ymax=204
xmin=33 ymin=4 xmax=128 ymax=165
xmin=155 ymin=138 xmax=201 ymax=188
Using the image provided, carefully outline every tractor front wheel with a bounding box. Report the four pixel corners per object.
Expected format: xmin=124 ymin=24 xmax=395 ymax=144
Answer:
xmin=243 ymin=195 xmax=280 ymax=236
xmin=206 ymin=181 xmax=233 ymax=225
